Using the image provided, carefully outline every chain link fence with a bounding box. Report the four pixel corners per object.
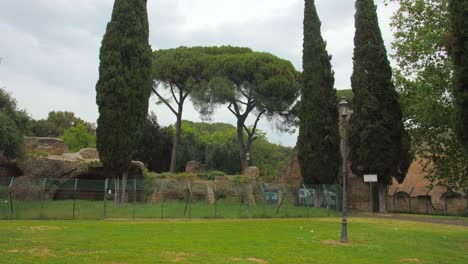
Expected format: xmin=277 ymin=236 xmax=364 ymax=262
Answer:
xmin=0 ymin=177 xmax=342 ymax=220
xmin=387 ymin=185 xmax=468 ymax=216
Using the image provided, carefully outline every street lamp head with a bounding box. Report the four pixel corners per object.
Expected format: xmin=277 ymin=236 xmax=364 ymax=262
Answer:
xmin=338 ymin=96 xmax=351 ymax=117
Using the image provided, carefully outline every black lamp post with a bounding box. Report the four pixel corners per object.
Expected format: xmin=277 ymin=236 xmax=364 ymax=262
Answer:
xmin=338 ymin=96 xmax=351 ymax=243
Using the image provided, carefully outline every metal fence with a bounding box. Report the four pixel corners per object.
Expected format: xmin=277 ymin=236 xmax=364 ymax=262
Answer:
xmin=387 ymin=186 xmax=468 ymax=216
xmin=0 ymin=177 xmax=342 ymax=220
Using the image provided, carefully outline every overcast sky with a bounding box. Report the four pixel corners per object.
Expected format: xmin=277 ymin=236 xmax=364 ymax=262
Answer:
xmin=0 ymin=0 xmax=398 ymax=147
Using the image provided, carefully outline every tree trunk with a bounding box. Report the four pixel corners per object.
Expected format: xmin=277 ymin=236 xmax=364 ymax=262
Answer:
xmin=378 ymin=183 xmax=388 ymax=214
xmin=120 ymin=171 xmax=128 ymax=204
xmin=237 ymin=120 xmax=248 ymax=173
xmin=169 ymin=112 xmax=182 ymax=173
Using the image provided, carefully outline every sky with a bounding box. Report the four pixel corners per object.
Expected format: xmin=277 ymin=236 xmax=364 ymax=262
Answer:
xmin=0 ymin=0 xmax=398 ymax=147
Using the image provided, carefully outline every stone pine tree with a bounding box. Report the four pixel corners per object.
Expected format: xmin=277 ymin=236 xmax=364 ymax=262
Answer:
xmin=449 ymin=0 xmax=468 ymax=154
xmin=95 ymin=0 xmax=152 ymax=203
xmin=297 ymin=0 xmax=340 ymax=184
xmin=349 ymin=0 xmax=411 ymax=213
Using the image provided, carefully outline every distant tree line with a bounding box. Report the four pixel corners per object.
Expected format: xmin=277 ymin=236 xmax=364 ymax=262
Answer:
xmin=133 ymin=114 xmax=292 ymax=180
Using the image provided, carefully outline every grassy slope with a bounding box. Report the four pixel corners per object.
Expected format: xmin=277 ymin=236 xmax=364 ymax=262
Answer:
xmin=1 ymin=218 xmax=467 ymax=263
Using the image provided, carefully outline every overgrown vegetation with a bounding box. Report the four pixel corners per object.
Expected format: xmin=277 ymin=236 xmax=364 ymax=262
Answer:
xmin=0 ymin=88 xmax=29 ymax=159
xmin=385 ymin=0 xmax=467 ymax=193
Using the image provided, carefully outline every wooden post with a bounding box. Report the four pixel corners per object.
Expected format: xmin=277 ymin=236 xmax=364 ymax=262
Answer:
xmin=133 ymin=177 xmax=136 ymax=220
xmin=213 ymin=183 xmax=217 ymax=218
xmin=72 ymin=178 xmax=78 ymax=220
xmin=103 ymin=178 xmax=108 ymax=219
xmin=8 ymin=177 xmax=15 ymax=219
xmin=39 ymin=178 xmax=47 ymax=219
xmin=408 ymin=187 xmax=415 ymax=213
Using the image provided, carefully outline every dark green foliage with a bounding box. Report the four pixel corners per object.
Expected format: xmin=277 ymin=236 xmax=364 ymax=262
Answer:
xmin=449 ymin=0 xmax=468 ymax=153
xmin=386 ymin=0 xmax=466 ymax=192
xmin=297 ymin=0 xmax=340 ymax=184
xmin=206 ymin=51 xmax=300 ymax=173
xmin=349 ymin=0 xmax=411 ymax=185
xmin=336 ymin=89 xmax=354 ymax=103
xmin=95 ymin=0 xmax=152 ymax=176
xmin=0 ymin=88 xmax=29 ymax=159
xmin=61 ymin=123 xmax=96 ymax=152
xmin=171 ymin=121 xmax=292 ymax=179
xmin=0 ymin=112 xmax=23 ymax=159
xmin=29 ymin=111 xmax=95 ymax=137
xmin=133 ymin=112 xmax=172 ymax=173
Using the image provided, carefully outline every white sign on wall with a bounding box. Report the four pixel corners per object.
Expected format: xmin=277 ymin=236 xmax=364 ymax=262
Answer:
xmin=364 ymin=174 xmax=378 ymax=182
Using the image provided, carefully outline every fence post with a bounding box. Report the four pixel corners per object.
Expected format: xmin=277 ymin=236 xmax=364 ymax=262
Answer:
xmin=259 ymin=183 xmax=266 ymax=217
xmin=408 ymin=187 xmax=414 ymax=213
xmin=444 ymin=195 xmax=448 ymax=216
xmin=236 ymin=181 xmax=242 ymax=218
xmin=160 ymin=181 xmax=165 ymax=219
xmin=425 ymin=189 xmax=430 ymax=214
xmin=8 ymin=177 xmax=15 ymax=219
xmin=213 ymin=183 xmax=217 ymax=218
xmin=393 ymin=187 xmax=398 ymax=211
xmin=39 ymin=178 xmax=47 ymax=219
xmin=103 ymin=178 xmax=108 ymax=219
xmin=133 ymin=177 xmax=136 ymax=220
xmin=283 ymin=185 xmax=288 ymax=218
xmin=73 ymin=178 xmax=78 ymax=220
xmin=188 ymin=181 xmax=192 ymax=219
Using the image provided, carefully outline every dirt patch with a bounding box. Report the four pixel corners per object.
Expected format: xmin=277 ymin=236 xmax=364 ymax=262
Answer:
xmin=400 ymin=258 xmax=426 ymax=263
xmin=232 ymin=257 xmax=268 ymax=263
xmin=7 ymin=247 xmax=56 ymax=257
xmin=161 ymin=251 xmax=193 ymax=262
xmin=16 ymin=226 xmax=62 ymax=232
xmin=323 ymin=240 xmax=352 ymax=246
xmin=29 ymin=226 xmax=61 ymax=231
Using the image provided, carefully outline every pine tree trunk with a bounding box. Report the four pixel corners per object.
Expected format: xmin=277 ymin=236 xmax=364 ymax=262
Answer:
xmin=237 ymin=120 xmax=247 ymax=173
xmin=170 ymin=112 xmax=182 ymax=173
xmin=378 ymin=183 xmax=387 ymax=214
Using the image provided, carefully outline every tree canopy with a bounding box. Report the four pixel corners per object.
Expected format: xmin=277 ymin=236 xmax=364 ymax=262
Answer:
xmin=61 ymin=123 xmax=96 ymax=152
xmin=133 ymin=112 xmax=173 ymax=173
xmin=152 ymin=46 xmax=252 ymax=172
xmin=203 ymin=51 xmax=300 ymax=173
xmin=386 ymin=0 xmax=467 ymax=192
xmin=449 ymin=0 xmax=468 ymax=154
xmin=29 ymin=111 xmax=95 ymax=138
xmin=349 ymin=0 xmax=412 ymax=212
xmin=0 ymin=88 xmax=29 ymax=159
xmin=298 ymin=0 xmax=340 ymax=185
xmin=95 ymin=0 xmax=152 ymax=182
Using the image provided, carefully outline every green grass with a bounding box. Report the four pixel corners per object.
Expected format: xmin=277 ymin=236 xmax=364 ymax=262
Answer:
xmin=0 ymin=218 xmax=467 ymax=263
xmin=1 ymin=199 xmax=339 ymax=220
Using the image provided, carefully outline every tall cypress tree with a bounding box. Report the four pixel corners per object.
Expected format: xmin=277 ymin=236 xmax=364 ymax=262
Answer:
xmin=96 ymin=0 xmax=152 ymax=202
xmin=449 ymin=0 xmax=468 ymax=154
xmin=349 ymin=0 xmax=411 ymax=213
xmin=298 ymin=0 xmax=340 ymax=184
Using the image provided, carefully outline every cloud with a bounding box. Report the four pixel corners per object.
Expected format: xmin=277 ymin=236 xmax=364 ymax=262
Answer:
xmin=0 ymin=0 xmax=397 ymax=147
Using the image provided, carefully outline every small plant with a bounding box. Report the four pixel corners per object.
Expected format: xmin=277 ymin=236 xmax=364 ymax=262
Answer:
xmin=29 ymin=151 xmax=49 ymax=158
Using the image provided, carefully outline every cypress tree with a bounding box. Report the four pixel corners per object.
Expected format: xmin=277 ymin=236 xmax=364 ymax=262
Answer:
xmin=298 ymin=0 xmax=340 ymax=184
xmin=349 ymin=0 xmax=411 ymax=213
xmin=96 ymin=0 xmax=152 ymax=202
xmin=449 ymin=0 xmax=468 ymax=153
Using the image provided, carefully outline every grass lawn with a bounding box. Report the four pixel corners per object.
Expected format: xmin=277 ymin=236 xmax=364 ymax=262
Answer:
xmin=1 ymin=217 xmax=467 ymax=263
